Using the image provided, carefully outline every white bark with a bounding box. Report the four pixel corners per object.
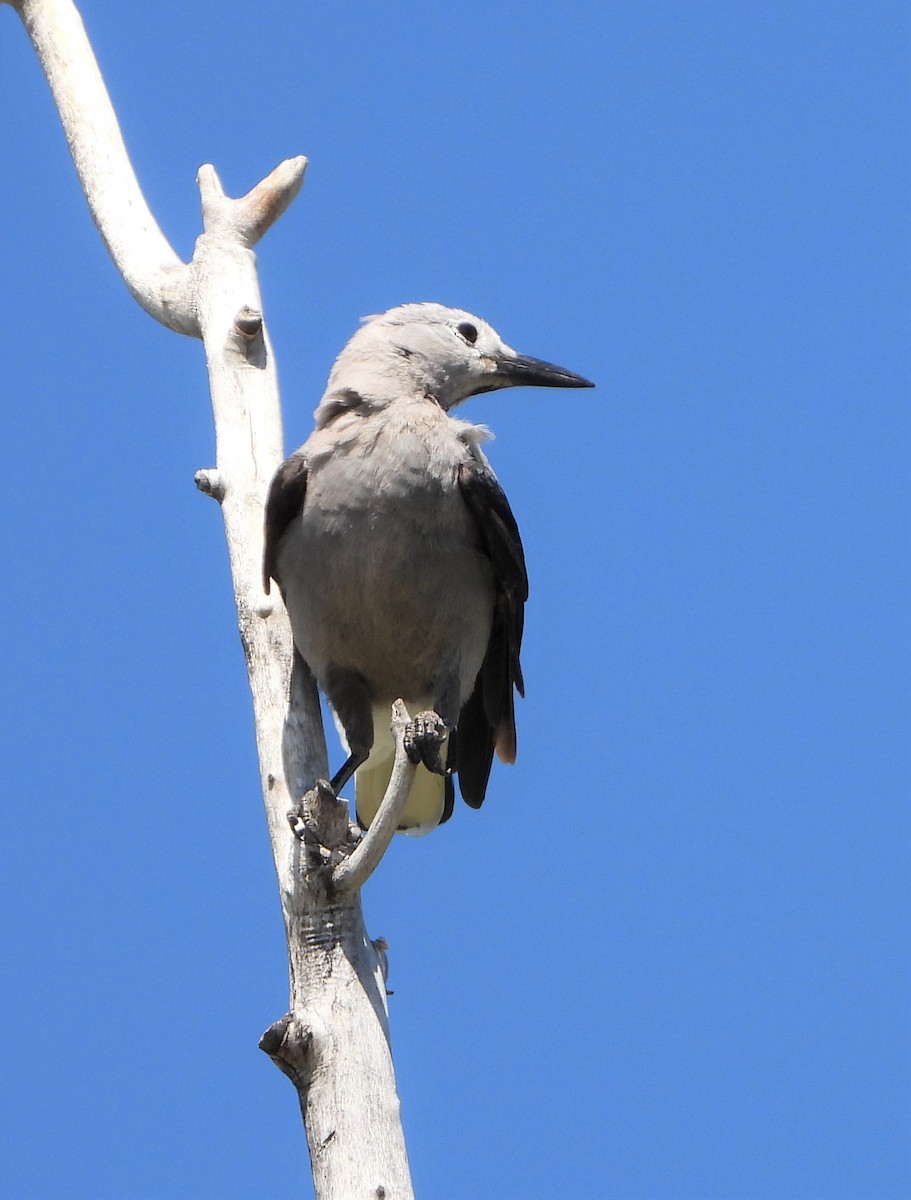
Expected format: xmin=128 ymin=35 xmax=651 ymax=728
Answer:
xmin=4 ymin=2 xmax=414 ymax=1195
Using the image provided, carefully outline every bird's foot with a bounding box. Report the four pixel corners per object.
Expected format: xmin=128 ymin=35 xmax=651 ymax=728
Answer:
xmin=403 ymin=710 xmax=449 ymax=776
xmin=285 ymin=779 xmax=362 ymax=872
xmin=286 ymin=781 xmax=330 ymax=840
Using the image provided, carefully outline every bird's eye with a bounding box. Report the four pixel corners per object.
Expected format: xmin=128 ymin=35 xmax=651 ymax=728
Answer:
xmin=456 ymin=321 xmax=478 ymax=345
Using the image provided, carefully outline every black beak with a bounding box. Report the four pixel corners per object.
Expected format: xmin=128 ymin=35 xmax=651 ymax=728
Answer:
xmin=473 ymin=353 xmax=595 ymax=395
xmin=501 ymin=353 xmax=594 ymax=389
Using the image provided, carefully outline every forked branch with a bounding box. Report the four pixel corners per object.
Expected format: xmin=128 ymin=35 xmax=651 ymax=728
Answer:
xmin=4 ymin=1 xmax=414 ymax=1195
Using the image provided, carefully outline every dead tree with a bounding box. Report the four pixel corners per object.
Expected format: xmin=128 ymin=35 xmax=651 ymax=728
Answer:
xmin=3 ymin=1 xmax=415 ymax=1194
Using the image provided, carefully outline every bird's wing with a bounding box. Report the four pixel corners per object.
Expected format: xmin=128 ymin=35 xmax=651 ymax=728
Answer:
xmin=456 ymin=458 xmax=528 ymax=807
xmin=262 ymin=453 xmax=309 ymax=594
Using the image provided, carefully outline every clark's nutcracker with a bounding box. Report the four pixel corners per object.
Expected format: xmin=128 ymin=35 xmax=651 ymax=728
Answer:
xmin=264 ymin=302 xmax=593 ymax=834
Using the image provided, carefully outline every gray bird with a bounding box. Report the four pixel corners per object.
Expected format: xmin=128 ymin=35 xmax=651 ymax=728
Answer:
xmin=263 ymin=303 xmax=593 ymax=834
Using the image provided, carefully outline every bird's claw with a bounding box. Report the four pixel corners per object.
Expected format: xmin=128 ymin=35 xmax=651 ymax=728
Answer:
xmin=403 ymin=710 xmax=449 ymax=776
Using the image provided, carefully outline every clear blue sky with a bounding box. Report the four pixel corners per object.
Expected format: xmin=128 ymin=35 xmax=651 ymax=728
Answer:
xmin=1 ymin=2 xmax=908 ymax=1197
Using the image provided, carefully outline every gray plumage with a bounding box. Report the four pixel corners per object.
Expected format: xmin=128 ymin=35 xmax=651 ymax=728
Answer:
xmin=264 ymin=303 xmax=593 ymax=834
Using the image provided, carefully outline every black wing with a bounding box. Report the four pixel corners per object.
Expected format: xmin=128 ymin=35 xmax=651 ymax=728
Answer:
xmin=456 ymin=459 xmax=528 ymax=808
xmin=263 ymin=453 xmax=309 ymax=594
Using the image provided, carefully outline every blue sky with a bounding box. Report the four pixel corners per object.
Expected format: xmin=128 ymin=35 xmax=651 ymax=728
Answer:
xmin=1 ymin=2 xmax=908 ymax=1197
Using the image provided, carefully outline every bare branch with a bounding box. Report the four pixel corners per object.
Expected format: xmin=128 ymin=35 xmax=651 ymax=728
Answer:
xmin=6 ymin=4 xmax=415 ymax=1192
xmin=4 ymin=3 xmax=305 ymax=332
xmin=199 ymin=157 xmax=308 ymax=247
xmin=7 ymin=0 xmax=195 ymax=331
xmin=333 ymin=701 xmax=417 ymax=894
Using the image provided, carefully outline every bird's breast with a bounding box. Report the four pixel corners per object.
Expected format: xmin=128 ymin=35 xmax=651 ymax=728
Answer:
xmin=277 ymin=406 xmax=495 ymax=703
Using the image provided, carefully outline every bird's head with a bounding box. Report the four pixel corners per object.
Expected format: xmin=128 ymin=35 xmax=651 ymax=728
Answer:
xmin=318 ymin=302 xmax=593 ymax=421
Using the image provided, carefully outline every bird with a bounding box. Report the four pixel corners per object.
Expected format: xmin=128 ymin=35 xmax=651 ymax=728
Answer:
xmin=263 ymin=302 xmax=593 ymax=834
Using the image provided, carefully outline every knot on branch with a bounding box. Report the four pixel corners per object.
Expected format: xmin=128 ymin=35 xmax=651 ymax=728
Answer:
xmin=194 ymin=468 xmax=225 ymax=502
xmin=235 ymin=306 xmax=263 ymax=337
xmin=254 ymin=593 xmax=278 ymax=618
xmin=259 ymin=1013 xmax=314 ymax=1090
xmin=230 ymin=305 xmax=266 ymax=365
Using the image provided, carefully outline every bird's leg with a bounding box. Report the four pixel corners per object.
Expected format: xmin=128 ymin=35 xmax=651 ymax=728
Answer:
xmin=403 ymin=711 xmax=449 ymax=777
xmin=329 ymin=748 xmax=369 ymax=797
xmin=323 ymin=665 xmax=375 ymax=798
